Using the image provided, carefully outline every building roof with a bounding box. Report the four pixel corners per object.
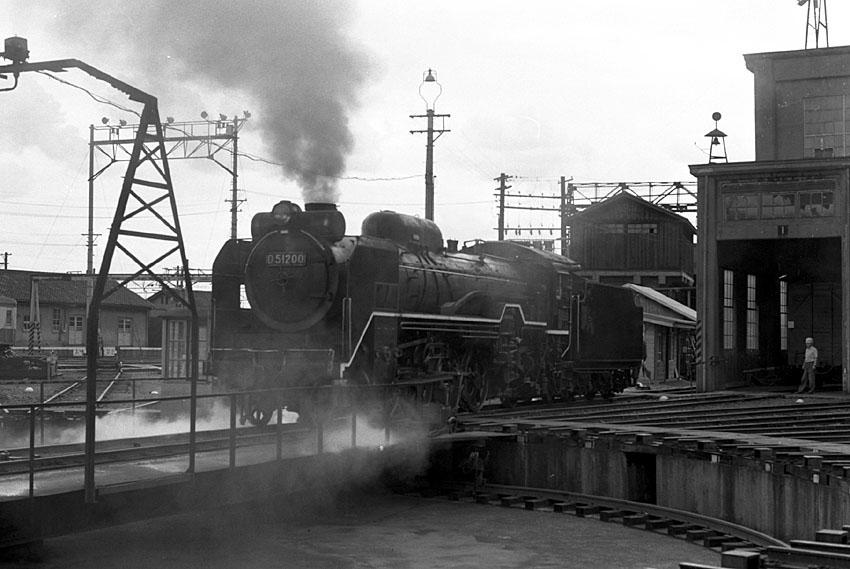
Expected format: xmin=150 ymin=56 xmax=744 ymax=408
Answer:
xmin=0 ymin=270 xmax=152 ymax=310
xmin=568 ymin=191 xmax=696 ymax=233
xmin=148 ymin=289 xmax=212 ymax=319
xmin=148 ymin=288 xmax=211 ymax=308
xmin=624 ymin=283 xmax=697 ymax=324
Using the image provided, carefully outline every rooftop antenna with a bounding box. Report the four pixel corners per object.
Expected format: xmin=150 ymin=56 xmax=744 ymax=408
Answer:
xmin=798 ymin=0 xmax=829 ymax=49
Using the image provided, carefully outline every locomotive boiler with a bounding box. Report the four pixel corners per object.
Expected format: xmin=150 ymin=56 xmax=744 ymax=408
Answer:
xmin=211 ymin=201 xmax=644 ymax=425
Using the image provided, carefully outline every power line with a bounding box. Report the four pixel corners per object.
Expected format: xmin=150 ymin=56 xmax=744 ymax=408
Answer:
xmin=238 ymin=152 xmax=422 ymax=181
xmin=36 ymin=71 xmax=140 ymax=117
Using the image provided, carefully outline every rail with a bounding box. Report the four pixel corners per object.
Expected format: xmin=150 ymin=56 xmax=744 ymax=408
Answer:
xmin=433 ymin=481 xmax=786 ymax=550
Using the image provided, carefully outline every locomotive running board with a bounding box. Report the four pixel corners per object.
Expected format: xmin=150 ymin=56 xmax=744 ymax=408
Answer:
xmin=339 ymin=305 xmax=547 ymax=377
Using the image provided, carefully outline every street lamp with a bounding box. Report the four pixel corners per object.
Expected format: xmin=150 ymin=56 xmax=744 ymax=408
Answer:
xmin=419 ymin=68 xmax=442 ymax=111
xmin=411 ymin=68 xmax=450 ymax=221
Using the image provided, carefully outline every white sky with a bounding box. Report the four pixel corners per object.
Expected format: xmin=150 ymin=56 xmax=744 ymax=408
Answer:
xmin=2 ymin=1 xmax=848 ymax=275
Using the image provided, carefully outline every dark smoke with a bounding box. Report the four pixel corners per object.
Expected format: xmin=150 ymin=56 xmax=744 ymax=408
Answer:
xmin=30 ymin=0 xmax=371 ymax=203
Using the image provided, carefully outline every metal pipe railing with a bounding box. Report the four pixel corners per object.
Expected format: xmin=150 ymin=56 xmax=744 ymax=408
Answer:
xmin=4 ymin=381 xmax=398 ymax=499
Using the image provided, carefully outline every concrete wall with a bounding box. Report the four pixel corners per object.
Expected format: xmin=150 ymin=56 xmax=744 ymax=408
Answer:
xmin=745 ymin=46 xmax=850 ymax=162
xmin=449 ymin=431 xmax=850 ymax=542
xmin=658 ymin=454 xmax=849 ymax=540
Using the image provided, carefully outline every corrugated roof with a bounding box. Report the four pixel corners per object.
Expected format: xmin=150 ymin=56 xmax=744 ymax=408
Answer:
xmin=623 ymin=283 xmax=697 ymax=322
xmin=569 ymin=191 xmax=696 ymax=233
xmin=0 ymin=270 xmax=152 ymax=309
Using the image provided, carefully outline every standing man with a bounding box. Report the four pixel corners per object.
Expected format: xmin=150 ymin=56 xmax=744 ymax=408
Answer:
xmin=797 ymin=337 xmax=818 ymax=394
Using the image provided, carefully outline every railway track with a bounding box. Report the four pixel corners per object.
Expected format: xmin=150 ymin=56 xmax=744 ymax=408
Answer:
xmin=409 ymin=482 xmax=850 ymax=569
xmin=463 ymin=390 xmax=850 ymax=445
xmin=402 ymin=481 xmax=784 ymax=549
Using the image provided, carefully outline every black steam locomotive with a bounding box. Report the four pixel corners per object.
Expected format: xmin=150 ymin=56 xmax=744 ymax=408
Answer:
xmin=210 ymin=201 xmax=643 ymax=425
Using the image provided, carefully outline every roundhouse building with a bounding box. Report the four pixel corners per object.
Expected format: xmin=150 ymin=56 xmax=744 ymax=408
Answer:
xmin=690 ymin=45 xmax=850 ymax=392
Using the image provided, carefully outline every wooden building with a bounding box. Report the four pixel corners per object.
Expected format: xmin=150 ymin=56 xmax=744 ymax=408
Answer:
xmin=690 ymin=45 xmax=850 ymax=391
xmin=147 ymin=289 xmax=210 ymax=378
xmin=0 ymin=270 xmax=151 ymax=350
xmin=567 ymin=192 xmax=695 ymax=306
xmin=624 ymin=283 xmax=697 ymax=382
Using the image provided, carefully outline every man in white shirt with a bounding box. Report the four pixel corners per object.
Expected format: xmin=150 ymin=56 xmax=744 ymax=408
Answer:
xmin=797 ymin=337 xmax=818 ymax=394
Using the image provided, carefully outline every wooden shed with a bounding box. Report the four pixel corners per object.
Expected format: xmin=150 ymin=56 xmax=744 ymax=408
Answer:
xmin=566 ymin=192 xmax=695 ymax=305
xmin=624 ymin=283 xmax=697 ymax=382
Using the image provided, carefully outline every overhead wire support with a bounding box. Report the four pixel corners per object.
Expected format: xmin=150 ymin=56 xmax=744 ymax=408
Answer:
xmin=91 ymin=114 xmax=250 ymax=241
xmin=0 ymin=46 xmax=200 ymax=504
xmin=496 ymin=177 xmax=697 ymax=255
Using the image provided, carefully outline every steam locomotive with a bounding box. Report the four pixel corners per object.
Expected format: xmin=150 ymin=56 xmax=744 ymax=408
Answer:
xmin=210 ymin=201 xmax=644 ymax=425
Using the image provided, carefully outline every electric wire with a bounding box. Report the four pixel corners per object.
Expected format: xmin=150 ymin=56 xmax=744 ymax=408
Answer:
xmin=238 ymin=152 xmax=421 ymax=181
xmin=36 ymin=71 xmax=141 ymax=118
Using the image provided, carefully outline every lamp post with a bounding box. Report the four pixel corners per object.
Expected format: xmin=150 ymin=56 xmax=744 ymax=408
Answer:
xmin=410 ymin=69 xmax=450 ymax=221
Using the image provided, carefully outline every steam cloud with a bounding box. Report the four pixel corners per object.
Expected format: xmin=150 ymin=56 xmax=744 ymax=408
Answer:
xmin=28 ymin=0 xmax=371 ymax=203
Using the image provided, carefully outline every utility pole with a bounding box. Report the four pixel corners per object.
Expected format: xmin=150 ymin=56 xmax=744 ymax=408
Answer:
xmin=1 ymin=252 xmax=9 ymax=270
xmin=226 ymin=116 xmax=246 ymax=240
xmin=410 ymin=69 xmax=450 ymax=221
xmin=496 ymin=173 xmax=513 ymax=241
xmin=560 ymin=176 xmax=570 ymax=256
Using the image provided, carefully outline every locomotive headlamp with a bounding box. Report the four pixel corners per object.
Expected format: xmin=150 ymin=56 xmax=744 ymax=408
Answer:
xmin=271 ymin=201 xmax=301 ymax=225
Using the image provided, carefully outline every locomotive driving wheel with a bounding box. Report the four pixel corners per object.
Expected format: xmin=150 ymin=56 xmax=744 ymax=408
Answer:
xmin=458 ymin=351 xmax=489 ymax=412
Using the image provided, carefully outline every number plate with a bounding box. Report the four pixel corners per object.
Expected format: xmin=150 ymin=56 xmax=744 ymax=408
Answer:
xmin=266 ymin=251 xmax=307 ymax=266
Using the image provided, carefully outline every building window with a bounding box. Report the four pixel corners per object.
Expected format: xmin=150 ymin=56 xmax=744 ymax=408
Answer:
xmin=779 ymin=280 xmax=788 ymax=351
xmin=724 ymin=194 xmax=759 ymax=220
xmin=52 ymin=308 xmax=61 ymax=333
xmin=761 ymin=193 xmax=796 ymax=219
xmin=723 ymin=270 xmax=734 ymax=350
xmin=746 ymin=274 xmax=758 ymax=351
xmin=724 ymin=189 xmax=834 ymax=220
xmin=803 ymin=95 xmax=848 ymax=157
xmin=166 ymin=320 xmax=188 ymax=378
xmin=118 ymin=317 xmax=133 ymax=347
xmin=4 ymin=309 xmax=10 ymax=328
xmin=626 ymin=223 xmax=657 ymax=234
xmin=799 ymin=191 xmax=834 ymax=217
xmin=598 ymin=224 xmax=625 ymax=234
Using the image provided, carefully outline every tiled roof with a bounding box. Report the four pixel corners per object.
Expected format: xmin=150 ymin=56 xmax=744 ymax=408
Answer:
xmin=148 ymin=289 xmax=212 ymax=312
xmin=0 ymin=270 xmax=152 ymax=310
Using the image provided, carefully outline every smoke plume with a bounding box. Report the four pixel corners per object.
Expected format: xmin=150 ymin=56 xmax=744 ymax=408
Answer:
xmin=27 ymin=0 xmax=371 ymax=203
